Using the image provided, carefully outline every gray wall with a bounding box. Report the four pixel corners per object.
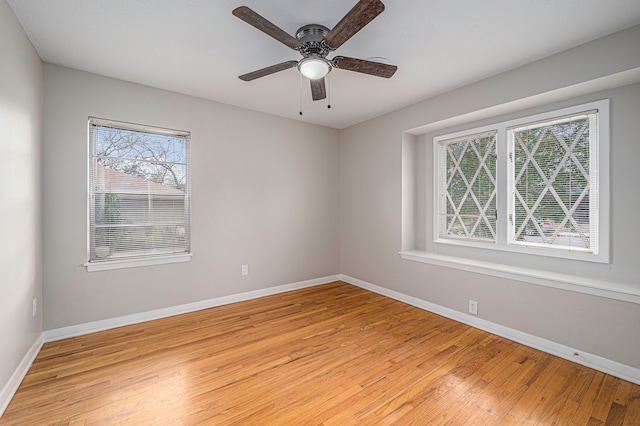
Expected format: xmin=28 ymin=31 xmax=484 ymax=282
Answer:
xmin=0 ymin=0 xmax=43 ymax=391
xmin=42 ymin=64 xmax=340 ymax=330
xmin=5 ymin=5 xmax=640 ymax=403
xmin=340 ymin=25 xmax=640 ymax=368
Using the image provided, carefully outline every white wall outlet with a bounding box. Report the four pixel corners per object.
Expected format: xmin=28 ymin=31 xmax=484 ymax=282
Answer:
xmin=468 ymin=300 xmax=478 ymax=315
xmin=32 ymin=298 xmax=37 ymax=317
xmin=241 ymin=264 xmax=249 ymax=276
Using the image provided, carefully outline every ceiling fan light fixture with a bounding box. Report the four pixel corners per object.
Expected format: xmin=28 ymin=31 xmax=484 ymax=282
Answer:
xmin=298 ymin=57 xmax=331 ymax=80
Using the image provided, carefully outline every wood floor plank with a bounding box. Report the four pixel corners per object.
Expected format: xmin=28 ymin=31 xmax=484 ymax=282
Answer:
xmin=623 ymin=384 xmax=640 ymax=425
xmin=1 ymin=282 xmax=638 ymax=425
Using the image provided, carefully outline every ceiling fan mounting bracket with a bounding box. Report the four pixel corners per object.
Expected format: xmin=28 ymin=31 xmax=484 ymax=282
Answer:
xmin=296 ymin=24 xmax=331 ymax=58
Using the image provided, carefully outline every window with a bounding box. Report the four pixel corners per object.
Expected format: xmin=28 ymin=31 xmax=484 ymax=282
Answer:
xmin=438 ymin=130 xmax=497 ymax=242
xmin=87 ymin=117 xmax=191 ymax=271
xmin=509 ymin=112 xmax=597 ymax=252
xmin=434 ymin=100 xmax=609 ymax=263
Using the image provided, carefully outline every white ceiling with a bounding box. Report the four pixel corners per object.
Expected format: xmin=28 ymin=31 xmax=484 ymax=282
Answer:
xmin=7 ymin=0 xmax=640 ymax=129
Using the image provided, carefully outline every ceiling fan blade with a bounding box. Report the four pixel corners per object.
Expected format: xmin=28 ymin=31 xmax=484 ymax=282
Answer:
xmin=232 ymin=6 xmax=302 ymax=50
xmin=323 ymin=0 xmax=385 ymax=50
xmin=332 ymin=56 xmax=397 ymax=78
xmin=310 ymin=78 xmax=327 ymax=101
xmin=239 ymin=61 xmax=298 ymax=81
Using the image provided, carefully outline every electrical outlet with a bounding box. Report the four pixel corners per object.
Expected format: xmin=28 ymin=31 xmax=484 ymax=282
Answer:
xmin=32 ymin=298 xmax=37 ymax=317
xmin=241 ymin=264 xmax=249 ymax=276
xmin=468 ymin=300 xmax=478 ymax=315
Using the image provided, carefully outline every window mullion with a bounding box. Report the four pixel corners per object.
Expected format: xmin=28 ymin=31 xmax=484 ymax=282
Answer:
xmin=497 ymin=127 xmax=509 ymax=246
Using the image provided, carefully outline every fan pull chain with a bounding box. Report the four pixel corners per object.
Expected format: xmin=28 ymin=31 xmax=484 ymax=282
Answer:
xmin=327 ymin=73 xmax=332 ymax=109
xmin=299 ymin=74 xmax=303 ymax=116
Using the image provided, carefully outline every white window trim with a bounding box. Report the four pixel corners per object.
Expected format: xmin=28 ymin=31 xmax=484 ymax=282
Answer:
xmin=85 ymin=253 xmax=193 ymax=272
xmin=433 ymin=99 xmax=610 ymax=264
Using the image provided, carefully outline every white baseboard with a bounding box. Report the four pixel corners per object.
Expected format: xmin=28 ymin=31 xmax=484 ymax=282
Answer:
xmin=0 ymin=334 xmax=44 ymax=417
xmin=340 ymin=274 xmax=640 ymax=385
xmin=44 ymin=275 xmax=341 ymax=342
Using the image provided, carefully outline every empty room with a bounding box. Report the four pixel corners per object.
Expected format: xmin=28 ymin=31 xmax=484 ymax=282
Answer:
xmin=1 ymin=0 xmax=640 ymax=424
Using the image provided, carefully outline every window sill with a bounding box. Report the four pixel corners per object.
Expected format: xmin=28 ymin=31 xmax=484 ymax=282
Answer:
xmin=433 ymin=237 xmax=608 ymax=264
xmin=399 ymin=250 xmax=640 ymax=305
xmin=85 ymin=253 xmax=192 ymax=272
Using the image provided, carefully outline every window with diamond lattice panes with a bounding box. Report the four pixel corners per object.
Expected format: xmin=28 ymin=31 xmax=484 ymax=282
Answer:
xmin=432 ymin=100 xmax=607 ymax=262
xmin=438 ymin=131 xmax=497 ymax=242
xmin=509 ymin=112 xmax=597 ymax=252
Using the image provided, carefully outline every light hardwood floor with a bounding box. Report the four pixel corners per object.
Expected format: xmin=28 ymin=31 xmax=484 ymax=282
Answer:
xmin=2 ymin=282 xmax=639 ymax=425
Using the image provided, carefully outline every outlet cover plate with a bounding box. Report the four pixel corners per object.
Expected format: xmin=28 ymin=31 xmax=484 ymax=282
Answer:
xmin=468 ymin=300 xmax=478 ymax=315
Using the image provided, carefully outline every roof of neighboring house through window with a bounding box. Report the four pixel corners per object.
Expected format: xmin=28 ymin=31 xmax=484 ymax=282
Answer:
xmin=93 ymin=165 xmax=185 ymax=196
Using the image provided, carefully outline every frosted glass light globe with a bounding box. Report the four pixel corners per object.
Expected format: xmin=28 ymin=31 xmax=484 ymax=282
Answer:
xmin=298 ymin=57 xmax=331 ymax=80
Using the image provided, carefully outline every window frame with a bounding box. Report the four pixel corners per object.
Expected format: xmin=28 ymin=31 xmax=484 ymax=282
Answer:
xmin=433 ymin=100 xmax=610 ymax=263
xmin=436 ymin=130 xmax=498 ymax=244
xmin=85 ymin=117 xmax=192 ymax=272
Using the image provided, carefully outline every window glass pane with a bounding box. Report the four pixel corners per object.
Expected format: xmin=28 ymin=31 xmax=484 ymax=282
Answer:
xmin=511 ymin=114 xmax=594 ymax=251
xmin=95 ymin=126 xmax=187 ymax=164
xmin=439 ymin=132 xmax=497 ymax=242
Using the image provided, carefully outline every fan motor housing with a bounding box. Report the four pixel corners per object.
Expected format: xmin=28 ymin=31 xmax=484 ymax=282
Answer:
xmin=296 ymin=24 xmax=330 ymax=58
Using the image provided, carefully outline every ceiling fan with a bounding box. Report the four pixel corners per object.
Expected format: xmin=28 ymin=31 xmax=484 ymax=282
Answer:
xmin=232 ymin=0 xmax=397 ymax=101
